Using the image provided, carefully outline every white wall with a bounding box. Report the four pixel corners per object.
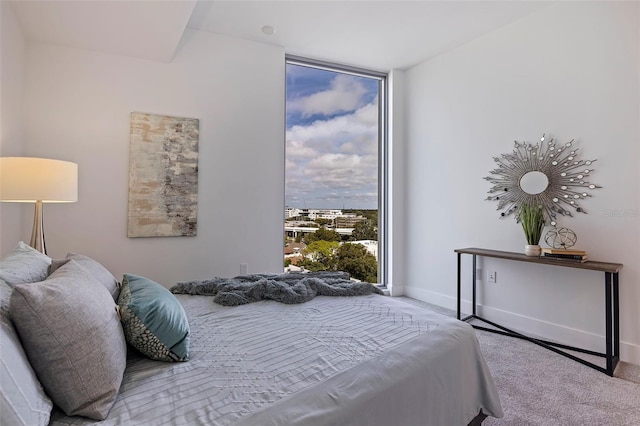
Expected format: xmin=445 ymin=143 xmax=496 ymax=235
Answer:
xmin=0 ymin=1 xmax=26 ymax=253
xmin=20 ymin=30 xmax=285 ymax=286
xmin=404 ymin=2 xmax=640 ymax=364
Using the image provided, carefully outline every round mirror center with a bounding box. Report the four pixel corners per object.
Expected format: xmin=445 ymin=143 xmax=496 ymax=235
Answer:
xmin=519 ymin=171 xmax=549 ymax=195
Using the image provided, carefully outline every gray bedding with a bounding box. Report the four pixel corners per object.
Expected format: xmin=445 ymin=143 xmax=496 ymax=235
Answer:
xmin=170 ymin=272 xmax=384 ymax=305
xmin=50 ymin=294 xmax=503 ymax=425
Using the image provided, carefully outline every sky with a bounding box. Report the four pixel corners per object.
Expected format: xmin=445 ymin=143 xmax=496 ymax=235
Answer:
xmin=285 ymin=63 xmax=379 ymax=210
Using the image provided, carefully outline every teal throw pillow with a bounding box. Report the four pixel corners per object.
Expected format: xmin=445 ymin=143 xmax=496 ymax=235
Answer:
xmin=118 ymin=274 xmax=190 ymax=362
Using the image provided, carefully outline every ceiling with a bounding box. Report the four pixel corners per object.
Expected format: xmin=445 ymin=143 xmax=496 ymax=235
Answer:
xmin=10 ymin=1 xmax=550 ymax=71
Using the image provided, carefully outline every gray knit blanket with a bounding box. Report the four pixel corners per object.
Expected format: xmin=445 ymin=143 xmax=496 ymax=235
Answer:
xmin=170 ymin=271 xmax=384 ymax=306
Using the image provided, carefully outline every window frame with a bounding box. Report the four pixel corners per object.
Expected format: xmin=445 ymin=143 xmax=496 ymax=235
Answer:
xmin=285 ymin=55 xmax=389 ymax=287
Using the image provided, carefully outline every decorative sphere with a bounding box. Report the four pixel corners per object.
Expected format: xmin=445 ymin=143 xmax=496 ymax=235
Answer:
xmin=544 ymin=227 xmax=577 ymax=249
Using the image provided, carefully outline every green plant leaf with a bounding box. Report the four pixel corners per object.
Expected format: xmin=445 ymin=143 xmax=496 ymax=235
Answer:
xmin=519 ymin=203 xmax=545 ymax=245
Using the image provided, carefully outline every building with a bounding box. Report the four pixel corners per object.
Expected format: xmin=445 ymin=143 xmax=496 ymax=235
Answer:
xmin=284 ymin=207 xmax=301 ymax=219
xmin=334 ymin=215 xmax=366 ymax=228
xmin=284 ymin=242 xmax=306 ymax=265
xmin=286 ymin=207 xmax=350 ymax=222
xmin=306 ymin=209 xmax=344 ymax=220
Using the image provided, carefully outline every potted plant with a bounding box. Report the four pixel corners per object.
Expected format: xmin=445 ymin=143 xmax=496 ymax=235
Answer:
xmin=519 ymin=203 xmax=545 ymax=256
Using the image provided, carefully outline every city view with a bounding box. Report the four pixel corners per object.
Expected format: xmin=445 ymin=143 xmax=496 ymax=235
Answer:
xmin=284 ymin=62 xmax=381 ymax=283
xmin=284 ymin=208 xmax=378 ymax=283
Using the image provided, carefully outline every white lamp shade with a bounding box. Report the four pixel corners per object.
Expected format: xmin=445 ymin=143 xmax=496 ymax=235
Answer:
xmin=0 ymin=157 xmax=78 ymax=203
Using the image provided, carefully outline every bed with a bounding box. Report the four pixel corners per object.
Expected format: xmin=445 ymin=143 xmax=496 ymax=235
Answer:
xmin=1 ymin=244 xmax=503 ymax=426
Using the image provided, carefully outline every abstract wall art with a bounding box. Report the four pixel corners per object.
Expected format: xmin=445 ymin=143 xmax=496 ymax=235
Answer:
xmin=128 ymin=112 xmax=199 ymax=237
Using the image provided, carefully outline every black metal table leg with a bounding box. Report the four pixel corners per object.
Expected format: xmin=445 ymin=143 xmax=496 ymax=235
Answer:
xmin=614 ymin=272 xmax=620 ymax=359
xmin=457 ymin=252 xmax=461 ymax=320
xmin=472 ymin=255 xmax=477 ymax=316
xmin=605 ymin=272 xmax=613 ymax=375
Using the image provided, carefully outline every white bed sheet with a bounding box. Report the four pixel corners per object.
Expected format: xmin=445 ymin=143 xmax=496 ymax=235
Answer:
xmin=51 ymin=294 xmax=502 ymax=425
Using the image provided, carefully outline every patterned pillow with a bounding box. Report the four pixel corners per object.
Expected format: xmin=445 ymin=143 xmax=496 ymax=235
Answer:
xmin=0 ymin=241 xmax=51 ymax=287
xmin=9 ymin=261 xmax=127 ymax=420
xmin=0 ymin=279 xmax=53 ymax=426
xmin=49 ymin=253 xmax=120 ymax=300
xmin=118 ymin=274 xmax=190 ymax=362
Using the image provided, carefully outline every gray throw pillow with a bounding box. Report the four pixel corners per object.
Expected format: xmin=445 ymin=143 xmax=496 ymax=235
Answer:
xmin=49 ymin=252 xmax=120 ymax=300
xmin=9 ymin=260 xmax=127 ymax=420
xmin=118 ymin=274 xmax=190 ymax=362
xmin=0 ymin=279 xmax=53 ymax=426
xmin=0 ymin=241 xmax=51 ymax=287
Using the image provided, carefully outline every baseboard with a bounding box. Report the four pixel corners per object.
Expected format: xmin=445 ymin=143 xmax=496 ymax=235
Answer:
xmin=621 ymin=342 xmax=640 ymax=366
xmin=403 ymin=286 xmax=458 ymax=311
xmin=403 ymin=286 xmax=640 ymax=366
xmin=387 ymin=283 xmax=405 ymax=297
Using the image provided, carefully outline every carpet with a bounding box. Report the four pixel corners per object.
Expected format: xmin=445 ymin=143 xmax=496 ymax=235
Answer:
xmin=396 ymin=297 xmax=640 ymax=426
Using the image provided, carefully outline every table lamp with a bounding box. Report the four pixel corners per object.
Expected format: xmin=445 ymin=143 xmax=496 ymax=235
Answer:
xmin=0 ymin=157 xmax=78 ymax=254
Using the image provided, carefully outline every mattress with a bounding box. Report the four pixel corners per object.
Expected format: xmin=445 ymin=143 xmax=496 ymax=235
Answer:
xmin=50 ymin=294 xmax=502 ymax=425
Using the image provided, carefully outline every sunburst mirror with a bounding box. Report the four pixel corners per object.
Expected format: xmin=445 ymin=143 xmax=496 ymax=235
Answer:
xmin=484 ymin=134 xmax=600 ymax=226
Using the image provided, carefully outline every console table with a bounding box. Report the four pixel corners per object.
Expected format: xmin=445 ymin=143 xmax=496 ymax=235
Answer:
xmin=455 ymin=247 xmax=623 ymax=376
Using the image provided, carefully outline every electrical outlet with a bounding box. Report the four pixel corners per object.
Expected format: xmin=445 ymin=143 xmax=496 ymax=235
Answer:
xmin=240 ymin=263 xmax=249 ymax=275
xmin=488 ymin=271 xmax=497 ymax=283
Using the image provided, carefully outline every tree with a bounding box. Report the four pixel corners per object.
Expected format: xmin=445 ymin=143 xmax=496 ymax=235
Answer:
xmin=297 ymin=260 xmax=322 ymax=272
xmin=334 ymin=243 xmax=378 ymax=283
xmin=351 ymin=219 xmax=377 ymax=241
xmin=304 ymin=227 xmax=341 ymax=244
xmin=301 ymin=240 xmax=339 ymax=270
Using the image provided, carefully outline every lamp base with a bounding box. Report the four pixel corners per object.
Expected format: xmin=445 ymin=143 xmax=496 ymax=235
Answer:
xmin=30 ymin=201 xmax=46 ymax=255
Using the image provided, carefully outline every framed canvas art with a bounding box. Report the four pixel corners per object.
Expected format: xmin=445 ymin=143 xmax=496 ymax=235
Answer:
xmin=128 ymin=112 xmax=199 ymax=237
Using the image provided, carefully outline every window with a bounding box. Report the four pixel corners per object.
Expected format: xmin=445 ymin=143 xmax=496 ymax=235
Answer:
xmin=284 ymin=56 xmax=387 ymax=285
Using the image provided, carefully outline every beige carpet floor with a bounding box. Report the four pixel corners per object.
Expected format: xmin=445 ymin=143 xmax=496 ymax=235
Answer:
xmin=396 ymin=297 xmax=640 ymax=426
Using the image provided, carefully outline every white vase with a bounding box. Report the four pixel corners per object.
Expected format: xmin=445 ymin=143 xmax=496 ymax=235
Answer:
xmin=524 ymin=244 xmax=541 ymax=257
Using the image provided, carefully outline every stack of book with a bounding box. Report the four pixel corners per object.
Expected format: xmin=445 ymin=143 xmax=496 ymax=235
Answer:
xmin=541 ymin=248 xmax=588 ymax=263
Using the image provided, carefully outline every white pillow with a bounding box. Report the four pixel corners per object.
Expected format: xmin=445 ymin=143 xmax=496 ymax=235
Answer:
xmin=0 ymin=241 xmax=51 ymax=287
xmin=0 ymin=279 xmax=53 ymax=426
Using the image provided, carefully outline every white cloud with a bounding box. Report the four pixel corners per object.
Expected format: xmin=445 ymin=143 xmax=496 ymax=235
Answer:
xmin=286 ymin=99 xmax=379 ymax=157
xmin=304 ymin=153 xmax=377 ymax=191
xmin=354 ymin=102 xmax=378 ymax=125
xmin=286 ymin=105 xmax=378 ymax=199
xmin=288 ymin=74 xmax=368 ymax=117
xmin=285 ymin=159 xmax=298 ymax=172
xmin=286 ymin=139 xmax=319 ymax=160
xmin=306 ymin=153 xmax=361 ymax=171
xmin=287 ymin=115 xmax=374 ymax=147
xmin=286 ymin=94 xmax=379 ymax=208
